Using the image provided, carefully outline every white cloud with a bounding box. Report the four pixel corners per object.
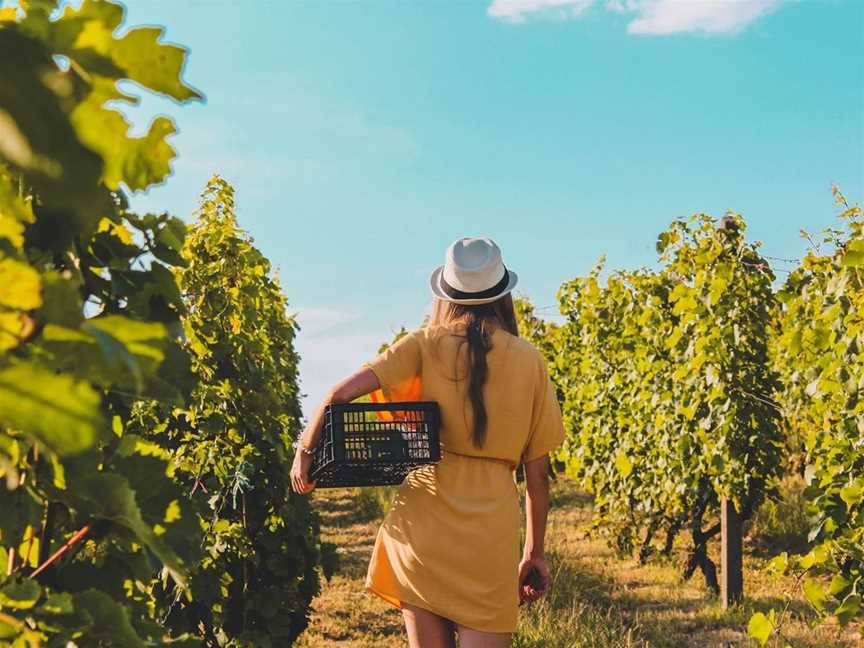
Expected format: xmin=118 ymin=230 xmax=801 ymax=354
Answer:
xmin=488 ymin=0 xmax=784 ymax=35
xmin=488 ymin=0 xmax=596 ymax=24
xmin=290 ymin=306 xmax=366 ymax=415
xmin=294 ymin=329 xmax=384 ymax=419
xmin=290 ymin=304 xmax=429 ymax=418
xmin=622 ymin=0 xmax=782 ymax=35
xmin=290 ymin=305 xmax=362 ymax=337
xmin=290 ymin=305 xmax=406 ymax=418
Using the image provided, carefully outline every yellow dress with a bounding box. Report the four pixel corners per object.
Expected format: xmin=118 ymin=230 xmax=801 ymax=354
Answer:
xmin=361 ymin=322 xmax=565 ymax=633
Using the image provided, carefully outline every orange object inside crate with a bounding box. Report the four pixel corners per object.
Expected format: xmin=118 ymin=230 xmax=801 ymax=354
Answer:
xmin=369 ymin=375 xmax=423 ymax=431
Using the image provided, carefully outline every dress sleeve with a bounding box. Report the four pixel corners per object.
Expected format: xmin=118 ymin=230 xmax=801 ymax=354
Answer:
xmin=362 ymin=328 xmax=423 ymax=396
xmin=521 ymin=354 xmax=565 ymax=463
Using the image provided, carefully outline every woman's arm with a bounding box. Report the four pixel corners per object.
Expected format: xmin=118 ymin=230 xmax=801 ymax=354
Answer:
xmin=518 ymin=453 xmax=551 ymax=603
xmin=290 ymin=367 xmax=380 ymax=494
xmin=298 ymin=367 xmax=380 ymax=447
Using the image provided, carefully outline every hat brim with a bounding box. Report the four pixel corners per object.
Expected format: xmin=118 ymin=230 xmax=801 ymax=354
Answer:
xmin=429 ymin=266 xmax=519 ymax=305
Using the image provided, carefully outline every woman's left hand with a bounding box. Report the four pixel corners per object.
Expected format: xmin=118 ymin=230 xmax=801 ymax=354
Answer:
xmin=517 ymin=555 xmax=550 ymax=604
xmin=290 ymin=449 xmax=317 ymax=494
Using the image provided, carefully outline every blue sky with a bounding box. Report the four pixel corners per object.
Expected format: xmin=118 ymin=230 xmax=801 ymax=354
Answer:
xmin=101 ymin=0 xmax=862 ymax=415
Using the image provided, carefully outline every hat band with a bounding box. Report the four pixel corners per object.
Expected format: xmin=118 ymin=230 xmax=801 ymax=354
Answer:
xmin=440 ymin=267 xmax=509 ymax=300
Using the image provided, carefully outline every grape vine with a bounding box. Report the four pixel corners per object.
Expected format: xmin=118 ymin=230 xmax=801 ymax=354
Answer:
xmin=0 ymin=1 xmax=203 ymax=643
xmin=131 ymin=176 xmax=336 ymax=645
xmin=546 ymin=214 xmax=783 ymax=591
xmin=0 ymin=3 xmax=330 ymax=645
xmin=749 ymin=188 xmax=863 ymax=643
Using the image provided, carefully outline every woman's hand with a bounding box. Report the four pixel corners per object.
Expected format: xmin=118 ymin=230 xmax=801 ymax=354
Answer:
xmin=517 ymin=555 xmax=550 ymax=604
xmin=290 ymin=450 xmax=316 ymax=494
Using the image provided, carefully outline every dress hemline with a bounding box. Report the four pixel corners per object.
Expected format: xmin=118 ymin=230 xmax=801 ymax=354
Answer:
xmin=364 ymin=583 xmax=517 ymax=635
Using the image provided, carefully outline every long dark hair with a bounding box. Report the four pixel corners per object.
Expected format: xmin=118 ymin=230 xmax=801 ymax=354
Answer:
xmin=428 ymin=293 xmax=519 ymax=448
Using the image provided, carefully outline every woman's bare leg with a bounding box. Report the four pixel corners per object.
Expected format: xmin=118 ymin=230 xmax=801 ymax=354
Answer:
xmin=456 ymin=624 xmax=512 ymax=648
xmin=401 ymin=602 xmax=457 ymax=648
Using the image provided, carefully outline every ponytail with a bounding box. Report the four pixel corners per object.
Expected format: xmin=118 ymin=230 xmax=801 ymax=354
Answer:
xmin=465 ymin=315 xmax=493 ymax=448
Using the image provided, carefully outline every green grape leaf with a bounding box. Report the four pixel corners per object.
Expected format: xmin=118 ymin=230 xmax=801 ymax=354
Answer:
xmin=40 ymin=271 xmax=84 ymax=328
xmin=151 ymin=215 xmax=188 ymax=266
xmin=0 ymin=258 xmax=41 ymax=310
xmin=82 ymin=321 xmax=143 ymax=393
xmin=614 ymin=452 xmax=633 ymax=477
xmin=39 ymin=324 xmax=137 ymax=389
xmin=828 ymin=574 xmax=850 ymax=596
xmin=747 ymin=612 xmax=774 ymax=645
xmin=110 ymin=25 xmax=203 ymax=101
xmin=835 ymin=594 xmax=861 ymax=626
xmin=49 ymin=0 xmax=202 ymax=101
xmin=0 ymin=312 xmax=26 ymax=351
xmin=768 ymin=551 xmax=789 ymax=574
xmin=839 ymin=482 xmax=863 ymax=509
xmin=803 ymin=578 xmax=828 ymax=613
xmin=39 ymin=592 xmax=75 ymax=615
xmin=86 ymin=315 xmax=168 ymax=351
xmin=800 ymin=544 xmax=829 ymax=567
xmin=72 ymin=589 xmax=146 ymax=648
xmin=0 ymin=213 xmax=25 ymax=249
xmin=0 ymin=174 xmax=33 ymax=248
xmin=0 ymin=7 xmax=18 ymax=23
xmin=71 ymin=77 xmax=180 ymax=192
xmin=0 ymin=362 xmax=105 ymax=455
xmin=0 ymin=28 xmax=103 ymax=218
xmin=671 ymin=294 xmax=698 ymax=316
xmin=0 ymin=578 xmax=41 ymax=610
xmin=841 ymin=239 xmax=864 ymax=267
xmin=155 ymin=216 xmax=186 ymax=251
xmin=88 ymin=316 xmax=175 ymax=395
xmin=38 ymin=316 xmax=171 ymax=395
xmin=61 ymin=472 xmax=187 ymax=588
xmin=0 ymin=487 xmax=42 ymax=547
xmin=0 ymin=618 xmax=16 ymax=640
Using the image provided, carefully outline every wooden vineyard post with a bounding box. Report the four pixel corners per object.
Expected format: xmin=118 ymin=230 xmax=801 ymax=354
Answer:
xmin=721 ymin=497 xmax=743 ymax=608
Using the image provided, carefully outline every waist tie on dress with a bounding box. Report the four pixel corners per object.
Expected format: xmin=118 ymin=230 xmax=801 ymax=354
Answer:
xmin=440 ymin=448 xmax=517 ymax=472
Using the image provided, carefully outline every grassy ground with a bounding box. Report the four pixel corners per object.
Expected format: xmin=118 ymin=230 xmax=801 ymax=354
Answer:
xmin=294 ymin=487 xmax=403 ymax=648
xmin=296 ymin=477 xmax=861 ymax=647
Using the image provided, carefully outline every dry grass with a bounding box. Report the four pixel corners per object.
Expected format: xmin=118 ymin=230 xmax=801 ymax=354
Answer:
xmin=294 ymin=487 xmax=404 ymax=648
xmin=542 ymin=484 xmax=860 ymax=647
xmin=297 ymin=477 xmax=861 ymax=647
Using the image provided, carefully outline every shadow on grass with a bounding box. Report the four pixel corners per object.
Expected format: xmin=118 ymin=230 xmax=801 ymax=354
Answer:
xmin=531 ymin=534 xmax=782 ymax=647
xmin=313 ymin=486 xmax=394 ymax=525
xmin=612 ymin=581 xmax=845 ymax=648
xmin=747 ymin=595 xmax=816 ymax=622
xmin=311 ymin=490 xmax=382 ymax=580
xmin=549 ymin=486 xmax=594 ymax=510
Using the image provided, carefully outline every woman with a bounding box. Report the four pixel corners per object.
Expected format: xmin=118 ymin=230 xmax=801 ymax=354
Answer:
xmin=290 ymin=237 xmax=565 ymax=648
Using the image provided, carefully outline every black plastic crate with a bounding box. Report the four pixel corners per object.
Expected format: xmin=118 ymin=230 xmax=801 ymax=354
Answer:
xmin=309 ymin=401 xmax=441 ymax=488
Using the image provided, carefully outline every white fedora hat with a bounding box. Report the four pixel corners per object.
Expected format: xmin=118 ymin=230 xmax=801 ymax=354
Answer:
xmin=429 ymin=237 xmax=518 ymax=305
